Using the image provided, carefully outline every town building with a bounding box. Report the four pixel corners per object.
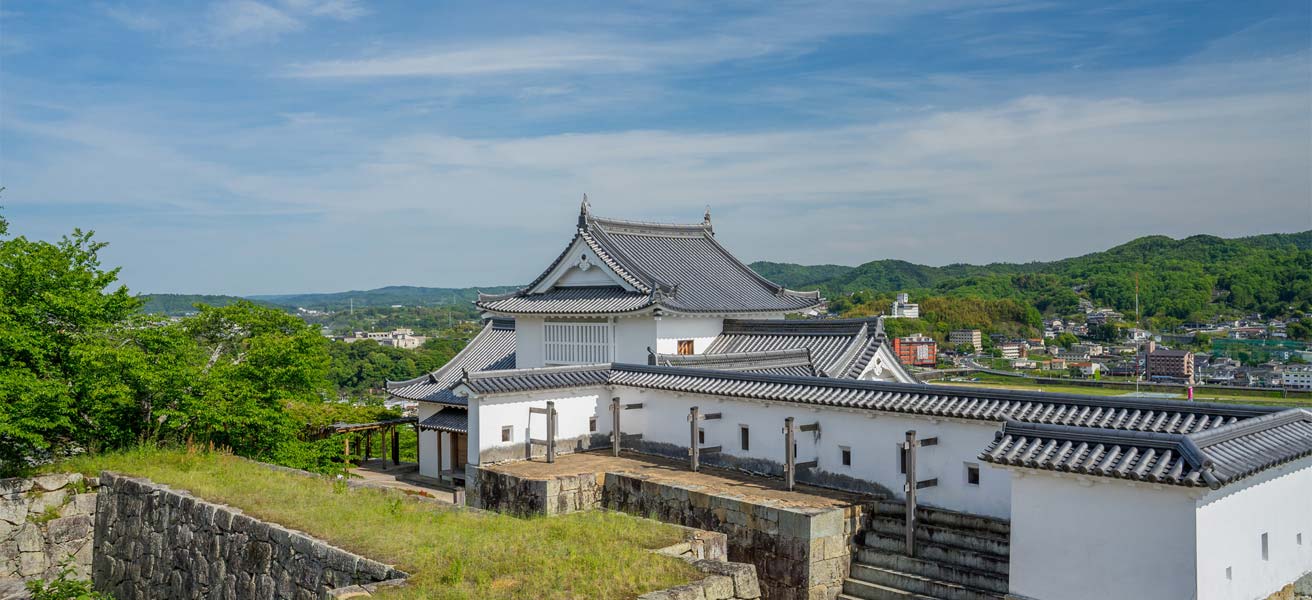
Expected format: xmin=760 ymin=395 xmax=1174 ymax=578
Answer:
xmin=997 ymin=342 xmax=1026 ymax=360
xmin=889 ymin=293 xmax=919 ymax=318
xmin=340 ymin=328 xmax=428 ymax=349
xmin=1146 ymin=344 xmax=1196 ymax=383
xmin=1285 ymin=365 xmax=1312 ymax=391
xmin=387 ymin=204 xmax=1312 ymax=600
xmin=949 ymin=329 xmax=982 ymax=353
xmin=892 ymin=333 xmax=938 ymax=367
xmin=1071 ymin=342 xmax=1103 ymax=357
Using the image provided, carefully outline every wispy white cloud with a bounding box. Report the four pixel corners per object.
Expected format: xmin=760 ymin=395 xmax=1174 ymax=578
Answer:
xmin=6 ymin=53 xmax=1307 ymax=293
xmin=100 ymin=4 xmax=164 ymax=31
xmin=206 ymin=0 xmax=302 ymax=41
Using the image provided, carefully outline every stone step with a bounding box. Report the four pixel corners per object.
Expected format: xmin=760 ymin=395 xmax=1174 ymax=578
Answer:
xmin=855 ymin=550 xmax=1008 ymax=594
xmin=860 ymin=534 xmax=1009 ymax=577
xmin=866 ymin=519 xmax=1010 ymax=557
xmin=841 ymin=578 xmax=943 ymax=600
xmin=848 ymin=564 xmax=1006 ymax=600
xmin=870 ymin=501 xmax=1010 ymax=537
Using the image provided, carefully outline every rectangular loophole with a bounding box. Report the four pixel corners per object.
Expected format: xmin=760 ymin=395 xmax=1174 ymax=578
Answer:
xmin=1261 ymin=532 xmax=1269 ymax=561
xmin=740 ymin=426 xmax=750 ymax=451
xmin=966 ymin=463 xmax=980 ymax=486
xmin=501 ymin=426 xmax=512 ymax=443
xmin=589 ymin=417 xmax=597 ymax=432
xmin=840 ymin=446 xmax=851 ymax=467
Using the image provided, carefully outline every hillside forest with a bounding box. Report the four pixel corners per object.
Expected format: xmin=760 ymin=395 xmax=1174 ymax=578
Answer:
xmin=755 ymin=231 xmax=1312 ymax=340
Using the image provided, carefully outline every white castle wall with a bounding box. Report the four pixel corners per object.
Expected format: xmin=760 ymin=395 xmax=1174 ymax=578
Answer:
xmin=1007 ymin=472 xmax=1198 ymax=600
xmin=655 ymin=317 xmax=725 ymax=356
xmin=1195 ymin=456 xmax=1312 ymax=600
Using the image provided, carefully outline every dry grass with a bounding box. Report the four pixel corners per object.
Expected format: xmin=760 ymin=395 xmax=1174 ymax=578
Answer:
xmin=51 ymin=447 xmax=698 ymax=600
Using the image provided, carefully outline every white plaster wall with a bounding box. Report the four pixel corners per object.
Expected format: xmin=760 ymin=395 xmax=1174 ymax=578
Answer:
xmin=514 ymin=317 xmax=545 ymax=368
xmin=623 ymin=389 xmax=1010 ymax=517
xmin=474 ymin=388 xmax=609 ymax=461
xmin=1007 ymin=472 xmax=1197 ymax=600
xmin=614 ymin=317 xmax=658 ymax=365
xmin=464 ymin=384 xmax=1009 ymax=516
xmin=1196 ymin=456 xmax=1312 ymax=600
xmin=415 ymin=403 xmax=441 ymax=478
xmin=655 ymin=317 xmax=724 ymax=355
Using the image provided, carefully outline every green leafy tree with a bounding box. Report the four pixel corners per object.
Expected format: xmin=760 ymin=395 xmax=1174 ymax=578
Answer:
xmin=0 ymin=226 xmax=141 ymax=467
xmin=1055 ymin=332 xmax=1079 ymax=349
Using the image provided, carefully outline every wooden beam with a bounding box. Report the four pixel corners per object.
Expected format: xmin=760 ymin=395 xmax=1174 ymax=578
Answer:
xmin=546 ymin=401 xmax=556 ymax=464
xmin=904 ymin=430 xmax=917 ymax=558
xmin=391 ymin=427 xmax=400 ymax=466
xmin=611 ymin=397 xmax=621 ymax=457
xmin=689 ymin=406 xmax=700 ymax=472
xmin=798 ymin=422 xmax=820 ymax=433
xmin=784 ymin=417 xmax=796 ymax=491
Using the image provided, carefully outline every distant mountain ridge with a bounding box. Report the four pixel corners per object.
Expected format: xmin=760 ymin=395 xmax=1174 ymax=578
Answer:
xmin=752 ymin=231 xmax=1312 ymax=319
xmin=140 ymin=285 xmax=522 ymax=316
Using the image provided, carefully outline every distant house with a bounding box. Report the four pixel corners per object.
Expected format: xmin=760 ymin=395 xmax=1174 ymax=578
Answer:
xmin=892 ymin=333 xmax=938 ymax=367
xmin=889 ymin=293 xmax=920 ymax=319
xmin=998 ymin=342 xmax=1026 ymax=360
xmin=949 ymin=329 xmax=983 ymax=353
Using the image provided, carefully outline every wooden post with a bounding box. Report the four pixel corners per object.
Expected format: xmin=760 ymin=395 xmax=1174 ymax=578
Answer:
xmin=343 ymin=434 xmax=351 ymax=463
xmin=689 ymin=406 xmax=700 ymax=472
xmin=391 ymin=427 xmax=400 ymax=466
xmin=364 ymin=431 xmax=372 ymax=460
xmin=436 ymin=431 xmax=444 ymax=480
xmin=611 ymin=397 xmax=621 ymax=457
xmin=546 ymin=401 xmax=557 ymax=464
xmin=414 ymin=423 xmax=421 ymax=470
xmin=905 ymin=430 xmax=917 ymax=557
xmin=784 ymin=417 xmax=796 ymax=491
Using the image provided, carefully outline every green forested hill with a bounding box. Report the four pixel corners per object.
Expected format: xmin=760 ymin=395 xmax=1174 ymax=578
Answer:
xmin=753 ymin=231 xmax=1312 ymax=322
xmin=247 ymin=285 xmax=519 ymax=311
xmin=139 ymin=294 xmax=287 ymax=315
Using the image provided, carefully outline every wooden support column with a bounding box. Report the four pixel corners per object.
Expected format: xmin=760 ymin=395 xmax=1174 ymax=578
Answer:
xmin=364 ymin=431 xmax=372 ymax=460
xmin=436 ymin=430 xmax=444 ymax=479
xmin=413 ymin=423 xmax=421 ymax=470
xmin=689 ymin=406 xmax=700 ymax=472
xmin=783 ymin=417 xmax=796 ymax=490
xmin=547 ymin=401 xmax=557 ymax=464
xmin=391 ymin=427 xmax=400 ymax=466
xmin=904 ymin=430 xmax=917 ymax=558
xmin=611 ymin=397 xmax=621 ymax=457
xmin=343 ymin=435 xmax=351 ymax=464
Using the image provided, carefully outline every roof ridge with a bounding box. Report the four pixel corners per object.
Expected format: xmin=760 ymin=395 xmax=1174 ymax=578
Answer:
xmin=464 ymin=362 xmax=613 ymax=379
xmin=385 ymin=319 xmax=502 ymax=389
xmin=824 ymin=322 xmax=870 ymax=377
xmin=1188 ymin=407 xmax=1312 ymax=448
xmin=588 ymin=214 xmax=710 ymax=233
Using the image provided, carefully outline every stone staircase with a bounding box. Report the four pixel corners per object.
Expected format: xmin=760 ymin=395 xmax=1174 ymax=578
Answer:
xmin=840 ymin=501 xmax=1010 ymax=600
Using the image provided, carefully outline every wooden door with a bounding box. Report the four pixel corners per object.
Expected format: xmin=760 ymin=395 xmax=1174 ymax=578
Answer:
xmin=453 ymin=434 xmax=467 ymax=469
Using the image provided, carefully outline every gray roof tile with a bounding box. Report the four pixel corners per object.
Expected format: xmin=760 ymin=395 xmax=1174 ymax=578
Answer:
xmin=418 ymin=407 xmax=468 ymax=433
xmin=478 ymin=206 xmax=821 ymax=315
xmin=979 ymin=408 xmax=1312 ymax=488
xmin=386 ymin=319 xmax=516 ymax=404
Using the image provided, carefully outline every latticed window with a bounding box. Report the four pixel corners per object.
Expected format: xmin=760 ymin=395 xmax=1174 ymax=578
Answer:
xmin=544 ymin=321 xmax=611 ymax=364
xmin=677 ymin=339 xmax=694 ymax=355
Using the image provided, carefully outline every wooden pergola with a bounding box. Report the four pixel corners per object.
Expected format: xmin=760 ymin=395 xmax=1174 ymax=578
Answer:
xmin=326 ymin=417 xmax=419 ymax=465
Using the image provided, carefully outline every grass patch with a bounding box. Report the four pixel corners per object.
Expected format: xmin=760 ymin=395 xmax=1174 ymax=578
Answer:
xmin=50 ymin=447 xmax=698 ymax=600
xmin=28 ymin=505 xmax=61 ymax=525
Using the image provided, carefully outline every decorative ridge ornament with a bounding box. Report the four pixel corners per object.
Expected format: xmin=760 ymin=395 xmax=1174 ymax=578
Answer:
xmin=578 ymin=193 xmax=591 ymax=230
xmin=703 ymin=205 xmax=713 ymax=235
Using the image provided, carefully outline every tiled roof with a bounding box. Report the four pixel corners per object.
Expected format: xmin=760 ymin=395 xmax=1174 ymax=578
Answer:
xmin=651 ymin=348 xmax=819 ymax=377
xmin=418 ymin=407 xmax=468 ymax=434
xmin=386 ymin=319 xmax=516 ymax=404
xmin=459 ymin=363 xmax=1276 ymax=435
xmin=980 ymin=408 xmax=1312 ymax=488
xmin=706 ymin=317 xmax=910 ymax=380
xmin=477 ymin=204 xmax=821 ymax=316
xmin=476 ymin=286 xmax=651 ymax=314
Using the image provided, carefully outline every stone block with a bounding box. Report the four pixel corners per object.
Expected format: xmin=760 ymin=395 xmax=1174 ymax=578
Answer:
xmin=33 ymin=473 xmax=79 ymax=493
xmin=807 ymin=509 xmax=843 ymax=539
xmin=326 ymin=584 xmax=370 ymax=598
xmin=693 ymin=560 xmax=761 ymax=599
xmin=68 ymin=493 xmax=97 ymax=517
xmin=15 ymin=524 xmax=41 ymax=553
xmin=47 ymin=514 xmax=92 ymax=545
xmin=0 ymin=500 xmax=26 ymax=528
xmin=17 ymin=552 xmax=46 ymax=577
xmin=701 ymin=574 xmax=735 ymax=600
xmin=29 ymin=489 xmax=68 ymax=516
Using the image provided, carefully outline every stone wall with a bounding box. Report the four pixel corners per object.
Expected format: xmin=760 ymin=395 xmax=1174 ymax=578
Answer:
xmin=0 ymin=474 xmax=97 ymax=581
xmin=465 ymin=467 xmax=602 ymax=516
xmin=603 ymin=472 xmax=863 ymax=600
xmin=93 ymin=472 xmax=406 ymax=600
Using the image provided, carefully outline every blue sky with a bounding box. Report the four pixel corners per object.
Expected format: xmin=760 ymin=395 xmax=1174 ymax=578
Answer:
xmin=1 ymin=1 xmax=1309 ymax=295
